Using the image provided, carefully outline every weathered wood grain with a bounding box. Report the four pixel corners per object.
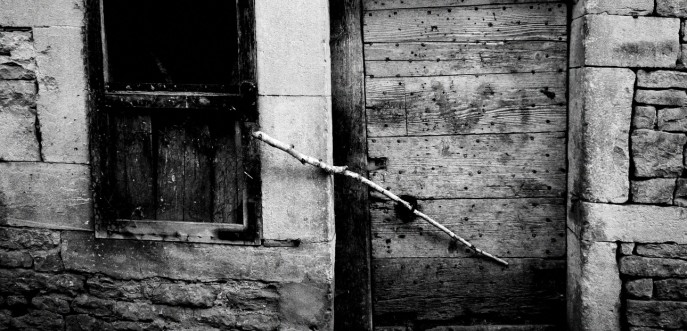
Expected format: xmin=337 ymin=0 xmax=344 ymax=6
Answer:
xmin=365 ymin=41 xmax=566 ymax=77
xmin=331 ymin=0 xmax=375 ymax=329
xmin=363 ymin=3 xmax=567 ymax=43
xmin=99 ymin=220 xmax=249 ymax=244
xmin=371 ymin=198 xmax=565 ymax=258
xmin=212 ymin=118 xmax=241 ymax=224
xmin=156 ymin=115 xmax=213 ymax=222
xmin=156 ymin=117 xmax=187 ymax=221
xmin=365 ymin=79 xmax=408 ymax=136
xmin=373 ymin=257 xmax=565 ymax=325
xmin=182 ymin=120 xmax=213 ymax=223
xmin=367 ymin=132 xmax=566 ymax=199
xmin=366 ymin=72 xmax=566 ymax=137
xmin=364 ymin=0 xmax=563 ymax=10
xmin=113 ymin=114 xmax=155 ymax=220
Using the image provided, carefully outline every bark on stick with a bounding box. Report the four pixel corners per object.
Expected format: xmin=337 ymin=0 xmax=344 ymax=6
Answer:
xmin=252 ymin=131 xmax=509 ymax=266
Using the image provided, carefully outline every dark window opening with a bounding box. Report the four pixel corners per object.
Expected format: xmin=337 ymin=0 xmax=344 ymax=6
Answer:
xmin=102 ymin=0 xmax=239 ymax=86
xmin=89 ymin=0 xmax=260 ymax=245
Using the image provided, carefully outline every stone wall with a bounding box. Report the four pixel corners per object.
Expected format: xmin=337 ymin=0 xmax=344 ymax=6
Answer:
xmin=569 ymin=1 xmax=687 ymax=330
xmin=0 ymin=1 xmax=335 ymax=330
xmin=621 ymin=243 xmax=687 ymax=330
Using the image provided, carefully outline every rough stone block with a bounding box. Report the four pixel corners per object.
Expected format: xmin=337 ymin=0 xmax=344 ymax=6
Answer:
xmin=259 ymin=95 xmax=334 ymax=242
xmin=236 ymin=312 xmax=280 ymax=331
xmin=31 ymin=248 xmax=64 ymax=272
xmin=566 ymin=236 xmax=621 ymax=331
xmin=0 ymin=227 xmax=60 ymax=250
xmin=620 ymin=256 xmax=687 ymax=277
xmin=279 ymin=282 xmax=330 ymax=328
xmin=6 ymin=295 xmax=26 ymax=309
xmin=0 ymin=162 xmax=92 ymax=231
xmin=142 ymin=281 xmax=218 ymax=308
xmin=65 ymin=314 xmax=106 ymax=331
xmin=631 ymin=178 xmax=676 ymax=204
xmin=220 ymin=281 xmax=279 ymax=311
xmin=568 ymin=67 xmax=634 ymax=203
xmin=0 ymin=269 xmax=84 ymax=295
xmin=61 ymin=231 xmax=333 ymax=283
xmin=658 ymin=107 xmax=687 ymax=132
xmin=676 ymin=178 xmax=687 ymax=207
xmin=31 ymin=295 xmax=71 ymax=314
xmin=34 ymin=27 xmax=89 ymax=164
xmin=72 ymin=294 xmax=115 ymax=317
xmin=657 ymin=0 xmax=687 ymax=17
xmin=625 ymin=278 xmax=653 ymax=299
xmin=627 ymin=300 xmax=687 ymax=329
xmin=572 ymin=0 xmax=654 ymax=18
xmin=573 ymin=202 xmax=687 ymax=243
xmin=655 ymin=279 xmax=687 ymax=300
xmin=0 ymin=80 xmax=40 ymax=161
xmin=0 ymin=0 xmax=84 ymax=27
xmin=195 ymin=307 xmax=238 ymax=328
xmin=636 ymin=243 xmax=687 ymax=259
xmin=638 ymin=70 xmax=687 ymax=89
xmin=636 ymin=89 xmax=687 ymax=106
xmin=0 ymin=250 xmax=33 ymax=268
xmin=113 ymin=301 xmax=157 ymax=322
xmin=633 ymin=106 xmax=656 ymax=129
xmin=255 ymin=0 xmax=331 ymax=96
xmin=620 ymin=242 xmax=636 ymax=255
xmin=86 ymin=275 xmax=143 ymax=301
xmin=570 ymin=15 xmax=680 ymax=68
xmin=0 ymin=30 xmax=36 ymax=80
xmin=10 ymin=310 xmax=64 ymax=331
xmin=631 ymin=129 xmax=686 ymax=177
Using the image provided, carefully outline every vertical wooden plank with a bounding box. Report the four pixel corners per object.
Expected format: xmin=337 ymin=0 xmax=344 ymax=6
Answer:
xmin=156 ymin=115 xmax=185 ymax=221
xmin=183 ymin=117 xmax=213 ymax=223
xmin=331 ymin=0 xmax=374 ymax=330
xmin=113 ymin=113 xmax=155 ymax=219
xmin=156 ymin=114 xmax=213 ymax=222
xmin=237 ymin=0 xmax=257 ymax=85
xmin=212 ymin=116 xmax=241 ymax=224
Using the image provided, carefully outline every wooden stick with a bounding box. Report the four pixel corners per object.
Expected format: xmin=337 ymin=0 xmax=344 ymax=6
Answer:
xmin=252 ymin=131 xmax=509 ymax=266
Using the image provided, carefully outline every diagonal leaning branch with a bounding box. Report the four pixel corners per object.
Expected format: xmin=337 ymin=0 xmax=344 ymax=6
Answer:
xmin=252 ymin=131 xmax=509 ymax=266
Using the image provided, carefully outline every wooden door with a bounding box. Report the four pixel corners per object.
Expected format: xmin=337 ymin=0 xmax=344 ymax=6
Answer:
xmin=349 ymin=1 xmax=569 ymax=330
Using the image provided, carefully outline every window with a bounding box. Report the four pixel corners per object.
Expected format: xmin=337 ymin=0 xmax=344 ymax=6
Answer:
xmin=88 ymin=0 xmax=260 ymax=244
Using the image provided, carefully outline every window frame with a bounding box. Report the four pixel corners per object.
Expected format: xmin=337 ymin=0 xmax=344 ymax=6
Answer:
xmin=87 ymin=0 xmax=261 ymax=245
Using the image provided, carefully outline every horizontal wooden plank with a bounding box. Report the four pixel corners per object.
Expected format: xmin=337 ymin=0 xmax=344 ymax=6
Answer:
xmin=373 ymin=257 xmax=565 ymax=325
xmin=363 ymin=3 xmax=567 ymax=43
xmin=364 ymin=0 xmax=564 ymax=11
xmin=95 ymin=219 xmax=258 ymax=245
xmin=365 ymin=41 xmax=566 ymax=77
xmin=371 ymin=198 xmax=565 ymax=258
xmin=103 ymin=92 xmax=243 ymax=110
xmin=367 ymin=132 xmax=566 ymax=199
xmin=366 ymin=72 xmax=566 ymax=137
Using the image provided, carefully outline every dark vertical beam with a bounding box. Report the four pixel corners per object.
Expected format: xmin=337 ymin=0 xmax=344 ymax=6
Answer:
xmin=330 ymin=0 xmax=373 ymax=330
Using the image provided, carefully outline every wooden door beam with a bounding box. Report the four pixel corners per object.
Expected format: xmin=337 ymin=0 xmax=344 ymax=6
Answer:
xmin=330 ymin=0 xmax=374 ymax=330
